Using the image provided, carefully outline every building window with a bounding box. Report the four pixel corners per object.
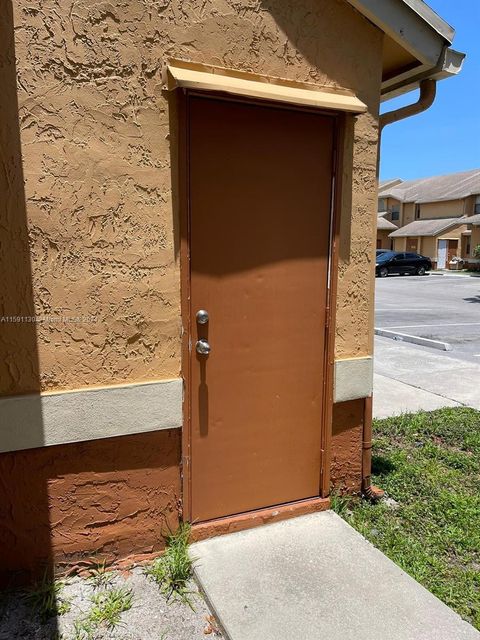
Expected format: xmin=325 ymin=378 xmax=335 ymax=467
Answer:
xmin=415 ymin=204 xmax=421 ymax=219
xmin=467 ymin=240 xmax=471 ymax=255
xmin=391 ymin=205 xmax=400 ymax=221
xmin=475 ymin=195 xmax=480 ymax=215
xmin=378 ymin=198 xmax=386 ymax=212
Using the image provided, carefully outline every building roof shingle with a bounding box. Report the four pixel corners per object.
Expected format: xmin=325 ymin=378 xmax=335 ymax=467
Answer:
xmin=466 ymin=214 xmax=480 ymax=226
xmin=379 ymin=169 xmax=480 ymax=204
xmin=379 ymin=178 xmax=403 ymax=192
xmin=377 ymin=217 xmax=398 ymax=231
xmin=389 ymin=217 xmax=466 ymax=238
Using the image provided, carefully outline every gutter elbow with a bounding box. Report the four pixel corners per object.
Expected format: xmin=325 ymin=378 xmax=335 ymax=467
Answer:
xmin=380 ymin=79 xmax=437 ymax=132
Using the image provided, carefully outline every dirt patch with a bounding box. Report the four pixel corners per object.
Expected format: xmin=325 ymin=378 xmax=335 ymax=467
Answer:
xmin=0 ymin=567 xmax=224 ymax=640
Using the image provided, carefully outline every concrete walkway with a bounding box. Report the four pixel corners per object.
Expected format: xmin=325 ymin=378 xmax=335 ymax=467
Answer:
xmin=191 ymin=512 xmax=480 ymax=640
xmin=373 ymin=373 xmax=461 ymax=418
xmin=373 ymin=335 xmax=480 ymax=418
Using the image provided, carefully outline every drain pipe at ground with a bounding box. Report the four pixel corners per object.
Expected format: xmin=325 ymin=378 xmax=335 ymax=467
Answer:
xmin=365 ymin=79 xmax=438 ymax=500
xmin=362 ymin=396 xmax=384 ymax=500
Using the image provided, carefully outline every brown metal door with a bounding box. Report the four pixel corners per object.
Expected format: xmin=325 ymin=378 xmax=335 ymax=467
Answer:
xmin=407 ymin=237 xmax=418 ymax=253
xmin=187 ymin=95 xmax=334 ymax=522
xmin=448 ymin=239 xmax=459 ymax=263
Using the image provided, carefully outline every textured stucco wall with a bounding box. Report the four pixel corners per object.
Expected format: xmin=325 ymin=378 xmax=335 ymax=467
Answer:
xmin=0 ymin=429 xmax=181 ymax=584
xmin=0 ymin=0 xmax=383 ymax=396
xmin=0 ymin=0 xmax=383 ymax=579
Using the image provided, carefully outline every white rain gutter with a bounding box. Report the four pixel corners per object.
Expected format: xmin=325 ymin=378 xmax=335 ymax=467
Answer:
xmin=380 ymin=78 xmax=436 ymax=131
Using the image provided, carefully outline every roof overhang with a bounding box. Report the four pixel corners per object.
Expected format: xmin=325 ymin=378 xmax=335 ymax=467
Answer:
xmin=389 ymin=217 xmax=466 ymax=238
xmin=466 ymin=214 xmax=480 ymax=226
xmin=346 ymin=0 xmax=465 ymax=100
xmin=377 ymin=218 xmax=399 ymax=231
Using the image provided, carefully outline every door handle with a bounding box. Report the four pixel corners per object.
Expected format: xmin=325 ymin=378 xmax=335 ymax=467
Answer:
xmin=196 ymin=339 xmax=211 ymax=356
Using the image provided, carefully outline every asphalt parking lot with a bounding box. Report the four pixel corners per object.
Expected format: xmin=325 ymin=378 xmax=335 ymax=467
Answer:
xmin=375 ymin=273 xmax=480 ymax=364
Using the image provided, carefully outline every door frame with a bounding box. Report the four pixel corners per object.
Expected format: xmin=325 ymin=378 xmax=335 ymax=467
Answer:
xmin=175 ymin=89 xmax=345 ymax=524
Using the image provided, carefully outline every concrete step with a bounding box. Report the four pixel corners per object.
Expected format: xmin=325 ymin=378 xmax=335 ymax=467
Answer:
xmin=191 ymin=511 xmax=479 ymax=640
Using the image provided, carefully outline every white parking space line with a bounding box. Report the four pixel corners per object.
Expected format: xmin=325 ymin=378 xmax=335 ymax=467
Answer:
xmin=385 ymin=322 xmax=480 ymax=329
xmin=376 ymin=309 xmax=436 ymax=312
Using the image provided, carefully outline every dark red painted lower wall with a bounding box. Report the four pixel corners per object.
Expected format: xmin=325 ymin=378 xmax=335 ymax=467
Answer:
xmin=330 ymin=399 xmax=364 ymax=493
xmin=0 ymin=403 xmax=365 ymax=586
xmin=0 ymin=429 xmax=181 ymax=586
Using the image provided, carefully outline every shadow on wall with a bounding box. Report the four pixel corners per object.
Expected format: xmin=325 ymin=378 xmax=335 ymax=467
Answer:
xmin=0 ymin=7 xmax=182 ymax=588
xmin=258 ymin=0 xmax=379 ymax=263
xmin=167 ymin=1 xmax=364 ymax=266
xmin=0 ymin=1 xmax=51 ymax=592
xmin=168 ymin=91 xmax=354 ymax=269
xmin=0 ymin=429 xmax=181 ymax=577
xmin=258 ymin=0 xmax=380 ymax=106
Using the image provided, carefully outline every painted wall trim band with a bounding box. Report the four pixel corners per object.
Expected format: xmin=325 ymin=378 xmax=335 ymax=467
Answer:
xmin=334 ymin=356 xmax=373 ymax=403
xmin=1 ymin=358 xmax=373 ymax=454
xmin=0 ymin=379 xmax=183 ymax=453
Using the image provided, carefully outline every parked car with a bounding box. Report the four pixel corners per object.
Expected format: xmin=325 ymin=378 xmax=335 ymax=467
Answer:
xmin=376 ymin=249 xmax=388 ymax=256
xmin=376 ymin=251 xmax=432 ymax=277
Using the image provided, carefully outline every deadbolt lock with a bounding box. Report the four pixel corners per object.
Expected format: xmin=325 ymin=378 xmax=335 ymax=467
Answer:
xmin=196 ymin=309 xmax=209 ymax=324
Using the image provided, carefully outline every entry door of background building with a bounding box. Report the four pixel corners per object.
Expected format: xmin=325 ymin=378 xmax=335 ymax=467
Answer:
xmin=187 ymin=95 xmax=335 ymax=522
xmin=438 ymin=239 xmax=448 ymax=269
xmin=407 ymin=237 xmax=418 ymax=253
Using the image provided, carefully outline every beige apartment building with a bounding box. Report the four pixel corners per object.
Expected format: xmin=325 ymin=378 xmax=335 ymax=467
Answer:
xmin=377 ymin=169 xmax=480 ymax=268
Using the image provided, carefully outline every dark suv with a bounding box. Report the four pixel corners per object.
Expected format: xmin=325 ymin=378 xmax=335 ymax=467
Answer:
xmin=376 ymin=251 xmax=432 ymax=278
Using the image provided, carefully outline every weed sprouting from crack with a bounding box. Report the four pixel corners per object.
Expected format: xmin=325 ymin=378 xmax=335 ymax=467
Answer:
xmin=145 ymin=523 xmax=198 ymax=608
xmin=73 ymin=586 xmax=133 ymax=639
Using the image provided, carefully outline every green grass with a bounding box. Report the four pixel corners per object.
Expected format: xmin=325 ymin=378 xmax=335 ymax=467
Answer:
xmin=145 ymin=523 xmax=196 ymax=606
xmin=23 ymin=572 xmax=71 ymax=621
xmin=89 ymin=586 xmax=133 ymax=627
xmin=73 ymin=586 xmax=133 ymax=639
xmin=332 ymin=407 xmax=480 ymax=629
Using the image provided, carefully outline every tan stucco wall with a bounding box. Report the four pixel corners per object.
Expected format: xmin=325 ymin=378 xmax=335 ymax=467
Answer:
xmin=472 ymin=227 xmax=480 ymax=252
xmin=1 ymin=0 xmax=383 ymax=394
xmin=403 ymin=202 xmax=415 ymax=226
xmin=377 ymin=230 xmax=392 ymax=250
xmin=419 ymin=199 xmax=466 ymax=219
xmin=420 ymin=236 xmax=436 ymax=259
xmin=393 ymin=237 xmax=407 ymax=252
xmin=464 ymin=195 xmax=477 ymax=217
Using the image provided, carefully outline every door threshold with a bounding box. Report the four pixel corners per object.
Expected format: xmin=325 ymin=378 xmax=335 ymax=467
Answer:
xmin=190 ymin=496 xmax=330 ymax=543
